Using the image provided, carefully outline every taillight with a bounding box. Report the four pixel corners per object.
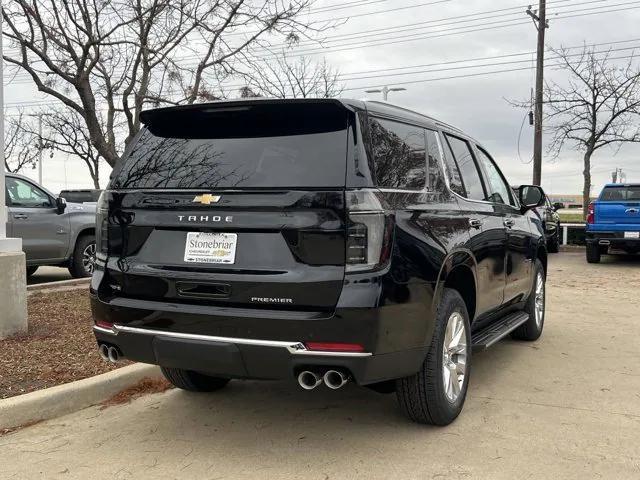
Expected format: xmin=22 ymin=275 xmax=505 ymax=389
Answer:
xmin=96 ymin=191 xmax=109 ymax=257
xmin=586 ymin=202 xmax=595 ymax=224
xmin=346 ymin=189 xmax=394 ymax=272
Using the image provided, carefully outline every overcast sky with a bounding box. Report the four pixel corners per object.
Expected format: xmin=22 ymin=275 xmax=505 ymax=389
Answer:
xmin=4 ymin=0 xmax=640 ymax=195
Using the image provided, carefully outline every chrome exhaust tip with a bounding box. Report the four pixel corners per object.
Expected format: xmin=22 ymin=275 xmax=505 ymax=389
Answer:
xmin=107 ymin=346 xmax=120 ymax=363
xmin=324 ymin=370 xmax=349 ymax=390
xmin=297 ymin=370 xmax=322 ymax=390
xmin=98 ymin=344 xmax=110 ymax=362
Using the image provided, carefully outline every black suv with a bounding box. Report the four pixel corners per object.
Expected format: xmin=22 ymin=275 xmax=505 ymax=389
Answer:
xmin=91 ymin=99 xmax=547 ymax=425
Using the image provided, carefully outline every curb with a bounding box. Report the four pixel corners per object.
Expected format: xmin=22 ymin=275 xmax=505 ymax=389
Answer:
xmin=0 ymin=363 xmax=162 ymax=430
xmin=27 ymin=278 xmax=90 ymax=292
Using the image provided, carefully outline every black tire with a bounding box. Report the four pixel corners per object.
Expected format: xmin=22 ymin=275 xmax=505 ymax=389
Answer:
xmin=396 ymin=288 xmax=471 ymax=426
xmin=511 ymin=259 xmax=545 ymax=341
xmin=586 ymin=243 xmax=601 ymax=263
xmin=161 ymin=367 xmax=230 ymax=392
xmin=547 ymin=228 xmax=560 ymax=253
xmin=68 ymin=235 xmax=96 ymax=278
xmin=26 ymin=266 xmax=38 ymax=278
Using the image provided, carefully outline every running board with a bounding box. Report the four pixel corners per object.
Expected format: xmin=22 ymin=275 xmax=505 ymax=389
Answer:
xmin=471 ymin=312 xmax=529 ymax=350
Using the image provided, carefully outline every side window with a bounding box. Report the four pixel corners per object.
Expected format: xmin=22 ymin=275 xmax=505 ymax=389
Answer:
xmin=438 ymin=133 xmax=465 ymax=197
xmin=475 ymin=147 xmax=514 ymax=206
xmin=444 ymin=134 xmax=485 ymax=201
xmin=369 ymin=117 xmax=426 ymax=189
xmin=5 ymin=177 xmax=52 ymax=208
xmin=425 ymin=129 xmax=446 ymax=192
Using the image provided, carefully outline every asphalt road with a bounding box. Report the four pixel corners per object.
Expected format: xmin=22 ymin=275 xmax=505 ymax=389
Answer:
xmin=27 ymin=266 xmax=72 ymax=285
xmin=2 ymin=252 xmax=640 ymax=479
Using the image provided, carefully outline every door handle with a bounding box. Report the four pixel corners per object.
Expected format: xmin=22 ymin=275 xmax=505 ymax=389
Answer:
xmin=469 ymin=219 xmax=483 ymax=229
xmin=503 ymin=219 xmax=515 ymax=228
xmin=625 ymin=208 xmax=639 ymax=214
xmin=13 ymin=214 xmax=28 ymax=220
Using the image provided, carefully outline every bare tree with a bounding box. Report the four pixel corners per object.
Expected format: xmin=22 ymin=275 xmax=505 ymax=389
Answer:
xmin=544 ymin=47 xmax=640 ymax=216
xmin=2 ymin=0 xmax=317 ymax=168
xmin=4 ymin=110 xmax=40 ymax=173
xmin=238 ymin=53 xmax=343 ymax=98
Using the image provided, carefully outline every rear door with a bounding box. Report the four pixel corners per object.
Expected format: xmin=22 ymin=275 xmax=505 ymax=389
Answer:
xmin=105 ymin=101 xmax=350 ymax=312
xmin=441 ymin=133 xmax=507 ymax=317
xmin=595 ymin=185 xmax=640 ymax=230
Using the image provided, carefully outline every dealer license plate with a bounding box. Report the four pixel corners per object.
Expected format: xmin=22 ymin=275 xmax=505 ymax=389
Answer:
xmin=184 ymin=232 xmax=237 ymax=264
xmin=624 ymin=231 xmax=640 ymax=239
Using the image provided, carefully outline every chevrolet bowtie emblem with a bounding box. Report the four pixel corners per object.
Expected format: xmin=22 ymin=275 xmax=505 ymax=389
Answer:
xmin=193 ymin=194 xmax=221 ymax=205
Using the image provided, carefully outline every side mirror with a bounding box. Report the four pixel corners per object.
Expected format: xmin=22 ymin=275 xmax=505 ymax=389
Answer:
xmin=56 ymin=197 xmax=67 ymax=215
xmin=552 ymin=202 xmax=564 ymax=211
xmin=518 ymin=185 xmax=545 ymax=212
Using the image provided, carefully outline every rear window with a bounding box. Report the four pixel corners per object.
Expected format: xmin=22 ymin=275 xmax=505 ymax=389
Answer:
xmin=600 ymin=186 xmax=640 ymax=201
xmin=111 ymin=103 xmax=348 ymax=189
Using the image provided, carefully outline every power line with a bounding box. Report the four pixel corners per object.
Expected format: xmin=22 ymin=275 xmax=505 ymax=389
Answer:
xmin=3 ymin=0 xmax=631 ymax=84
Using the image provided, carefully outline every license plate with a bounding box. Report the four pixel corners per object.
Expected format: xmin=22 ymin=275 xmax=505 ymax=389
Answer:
xmin=624 ymin=231 xmax=640 ymax=239
xmin=184 ymin=232 xmax=237 ymax=264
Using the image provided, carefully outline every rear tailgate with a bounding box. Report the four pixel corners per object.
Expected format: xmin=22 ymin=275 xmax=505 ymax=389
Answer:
xmin=101 ymin=101 xmax=351 ymax=313
xmin=594 ymin=185 xmax=640 ymax=231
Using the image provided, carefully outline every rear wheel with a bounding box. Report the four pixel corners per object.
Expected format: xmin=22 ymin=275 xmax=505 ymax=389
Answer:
xmin=69 ymin=235 xmax=96 ymax=278
xmin=161 ymin=367 xmax=230 ymax=392
xmin=586 ymin=243 xmax=601 ymax=263
xmin=396 ymin=288 xmax=471 ymax=426
xmin=511 ymin=259 xmax=545 ymax=341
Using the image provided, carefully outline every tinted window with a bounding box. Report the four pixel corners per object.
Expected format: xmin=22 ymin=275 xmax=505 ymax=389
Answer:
xmin=600 ymin=186 xmax=640 ymax=201
xmin=475 ymin=147 xmax=514 ymax=205
xmin=369 ymin=118 xmax=426 ymax=189
xmin=6 ymin=177 xmax=52 ymax=208
xmin=439 ymin=133 xmax=465 ymax=196
xmin=445 ymin=135 xmax=485 ymax=201
xmin=425 ymin=130 xmax=446 ymax=192
xmin=112 ymin=105 xmax=348 ymax=189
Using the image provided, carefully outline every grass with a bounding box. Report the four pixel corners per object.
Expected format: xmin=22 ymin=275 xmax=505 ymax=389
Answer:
xmin=559 ymin=212 xmax=585 ymax=223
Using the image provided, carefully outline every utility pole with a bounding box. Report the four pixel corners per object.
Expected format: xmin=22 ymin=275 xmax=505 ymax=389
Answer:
xmin=526 ymin=1 xmax=548 ymax=186
xmin=365 ymin=86 xmax=407 ymax=101
xmin=612 ymin=168 xmax=626 ymax=183
xmin=37 ymin=114 xmax=43 ymax=185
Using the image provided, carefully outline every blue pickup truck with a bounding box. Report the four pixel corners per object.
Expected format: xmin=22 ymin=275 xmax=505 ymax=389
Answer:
xmin=586 ymin=183 xmax=640 ymax=263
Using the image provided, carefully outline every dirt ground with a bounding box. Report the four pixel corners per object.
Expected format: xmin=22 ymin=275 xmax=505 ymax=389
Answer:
xmin=1 ymin=251 xmax=639 ymax=479
xmin=0 ymin=289 xmax=126 ymax=399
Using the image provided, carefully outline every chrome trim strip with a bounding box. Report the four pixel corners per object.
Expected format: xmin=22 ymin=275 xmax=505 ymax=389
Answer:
xmin=92 ymin=325 xmax=372 ymax=357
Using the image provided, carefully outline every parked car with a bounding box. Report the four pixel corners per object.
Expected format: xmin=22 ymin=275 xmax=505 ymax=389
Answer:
xmin=59 ymin=189 xmax=102 ymax=204
xmin=586 ymin=183 xmax=640 ymax=263
xmin=514 ymin=186 xmax=563 ymax=253
xmin=91 ymin=99 xmax=548 ymax=426
xmin=4 ymin=173 xmax=97 ymax=278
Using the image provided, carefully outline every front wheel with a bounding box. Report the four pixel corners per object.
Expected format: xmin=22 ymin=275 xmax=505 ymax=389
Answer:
xmin=547 ymin=228 xmax=560 ymax=253
xmin=511 ymin=259 xmax=545 ymax=341
xmin=396 ymin=288 xmax=471 ymax=426
xmin=161 ymin=367 xmax=230 ymax=392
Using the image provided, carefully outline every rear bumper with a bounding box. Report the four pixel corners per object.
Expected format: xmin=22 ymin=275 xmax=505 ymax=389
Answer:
xmin=586 ymin=231 xmax=640 ymax=249
xmin=93 ymin=323 xmax=426 ymax=385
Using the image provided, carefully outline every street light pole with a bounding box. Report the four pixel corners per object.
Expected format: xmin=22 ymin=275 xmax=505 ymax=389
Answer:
xmin=37 ymin=114 xmax=43 ymax=185
xmin=365 ymin=86 xmax=407 ymax=101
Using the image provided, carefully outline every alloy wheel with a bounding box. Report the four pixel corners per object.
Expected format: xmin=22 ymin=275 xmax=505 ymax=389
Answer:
xmin=534 ymin=272 xmax=545 ymax=327
xmin=442 ymin=311 xmax=468 ymax=403
xmin=82 ymin=242 xmax=97 ymax=275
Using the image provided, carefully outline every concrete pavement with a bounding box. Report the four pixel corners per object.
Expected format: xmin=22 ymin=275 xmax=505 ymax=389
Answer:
xmin=27 ymin=266 xmax=72 ymax=285
xmin=2 ymin=252 xmax=639 ymax=479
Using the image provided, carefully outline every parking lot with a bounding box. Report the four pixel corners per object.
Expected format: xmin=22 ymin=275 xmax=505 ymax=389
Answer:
xmin=2 ymin=251 xmax=639 ymax=480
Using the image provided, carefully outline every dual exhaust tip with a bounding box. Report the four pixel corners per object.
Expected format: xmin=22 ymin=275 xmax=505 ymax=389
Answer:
xmin=297 ymin=369 xmax=350 ymax=390
xmin=98 ymin=343 xmax=121 ymax=363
